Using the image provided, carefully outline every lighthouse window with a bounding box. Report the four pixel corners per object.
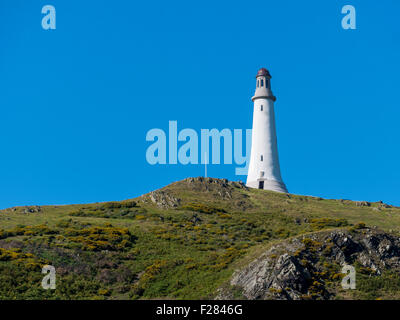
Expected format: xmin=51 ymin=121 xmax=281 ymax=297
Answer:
xmin=260 ymin=105 xmax=263 ymax=111
xmin=265 ymin=79 xmax=269 ymax=88
xmin=261 ymin=155 xmax=263 ymax=161
xmin=261 ymin=79 xmax=264 ymax=87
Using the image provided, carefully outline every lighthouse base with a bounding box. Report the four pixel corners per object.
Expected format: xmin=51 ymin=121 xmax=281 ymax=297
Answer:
xmin=246 ymin=179 xmax=288 ymax=193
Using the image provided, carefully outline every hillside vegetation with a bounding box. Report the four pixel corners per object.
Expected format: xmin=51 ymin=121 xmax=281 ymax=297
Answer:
xmin=1 ymin=177 xmax=400 ymax=300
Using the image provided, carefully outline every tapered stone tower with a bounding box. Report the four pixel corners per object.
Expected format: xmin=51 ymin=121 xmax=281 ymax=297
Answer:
xmin=246 ymin=68 xmax=288 ymax=193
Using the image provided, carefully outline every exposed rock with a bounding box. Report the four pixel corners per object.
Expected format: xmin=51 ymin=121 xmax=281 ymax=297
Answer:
xmin=22 ymin=206 xmax=42 ymax=214
xmin=218 ymin=228 xmax=400 ymax=300
xmin=356 ymin=201 xmax=371 ymax=207
xmin=139 ymin=178 xmax=249 ymax=209
xmin=185 ymin=177 xmax=247 ymax=189
xmin=183 ymin=177 xmax=248 ymax=200
xmin=174 ymin=177 xmax=248 ymax=200
xmin=147 ymin=191 xmax=181 ymax=209
xmin=1 ymin=206 xmax=42 ymax=214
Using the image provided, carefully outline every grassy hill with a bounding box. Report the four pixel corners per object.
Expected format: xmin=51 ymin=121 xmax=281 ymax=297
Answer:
xmin=1 ymin=177 xmax=400 ymax=300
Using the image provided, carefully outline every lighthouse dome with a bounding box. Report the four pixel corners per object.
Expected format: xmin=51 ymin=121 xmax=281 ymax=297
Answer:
xmin=256 ymin=68 xmax=271 ymax=78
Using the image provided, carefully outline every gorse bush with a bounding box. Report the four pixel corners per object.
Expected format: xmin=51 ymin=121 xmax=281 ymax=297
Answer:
xmin=349 ymin=222 xmax=367 ymax=232
xmin=69 ymin=201 xmax=142 ymax=219
xmin=1 ymin=221 xmax=137 ymax=252
xmin=63 ymin=225 xmax=137 ymax=251
xmin=101 ymin=201 xmax=137 ymax=209
xmin=0 ymin=224 xmax=57 ymax=239
xmin=310 ymin=218 xmax=349 ymax=231
xmin=0 ymin=248 xmax=46 ymax=271
xmin=354 ymin=270 xmax=400 ymax=299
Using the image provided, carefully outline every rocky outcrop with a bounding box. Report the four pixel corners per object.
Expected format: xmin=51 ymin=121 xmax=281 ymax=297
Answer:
xmin=146 ymin=190 xmax=181 ymax=209
xmin=1 ymin=206 xmax=42 ymax=214
xmin=218 ymin=228 xmax=400 ymax=300
xmin=182 ymin=177 xmax=248 ymax=200
xmin=356 ymin=201 xmax=371 ymax=207
xmin=184 ymin=177 xmax=247 ymax=189
xmin=139 ymin=177 xmax=249 ymax=208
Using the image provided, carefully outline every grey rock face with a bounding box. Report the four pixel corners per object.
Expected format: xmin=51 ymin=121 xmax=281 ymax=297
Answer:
xmin=138 ymin=177 xmax=249 ymax=209
xmin=184 ymin=177 xmax=248 ymax=190
xmin=356 ymin=201 xmax=371 ymax=207
xmin=183 ymin=177 xmax=248 ymax=200
xmin=147 ymin=190 xmax=181 ymax=209
xmin=218 ymin=228 xmax=400 ymax=300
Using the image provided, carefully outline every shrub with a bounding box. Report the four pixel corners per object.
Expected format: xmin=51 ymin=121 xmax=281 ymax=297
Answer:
xmin=101 ymin=201 xmax=137 ymax=210
xmin=63 ymin=225 xmax=137 ymax=251
xmin=0 ymin=248 xmax=45 ymax=271
xmin=310 ymin=218 xmax=349 ymax=230
xmin=101 ymin=202 xmax=122 ymax=209
xmin=302 ymin=238 xmax=322 ymax=252
xmin=0 ymin=225 xmax=58 ymax=240
xmin=121 ymin=201 xmax=137 ymax=208
xmin=352 ymin=222 xmax=367 ymax=230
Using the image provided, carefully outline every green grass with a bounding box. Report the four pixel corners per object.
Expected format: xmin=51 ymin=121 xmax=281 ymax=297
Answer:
xmin=0 ymin=177 xmax=399 ymax=299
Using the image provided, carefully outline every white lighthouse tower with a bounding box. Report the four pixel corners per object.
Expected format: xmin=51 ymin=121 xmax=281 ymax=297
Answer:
xmin=246 ymin=68 xmax=288 ymax=193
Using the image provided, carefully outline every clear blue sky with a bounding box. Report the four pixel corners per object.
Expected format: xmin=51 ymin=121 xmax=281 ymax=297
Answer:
xmin=1 ymin=0 xmax=399 ymax=209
